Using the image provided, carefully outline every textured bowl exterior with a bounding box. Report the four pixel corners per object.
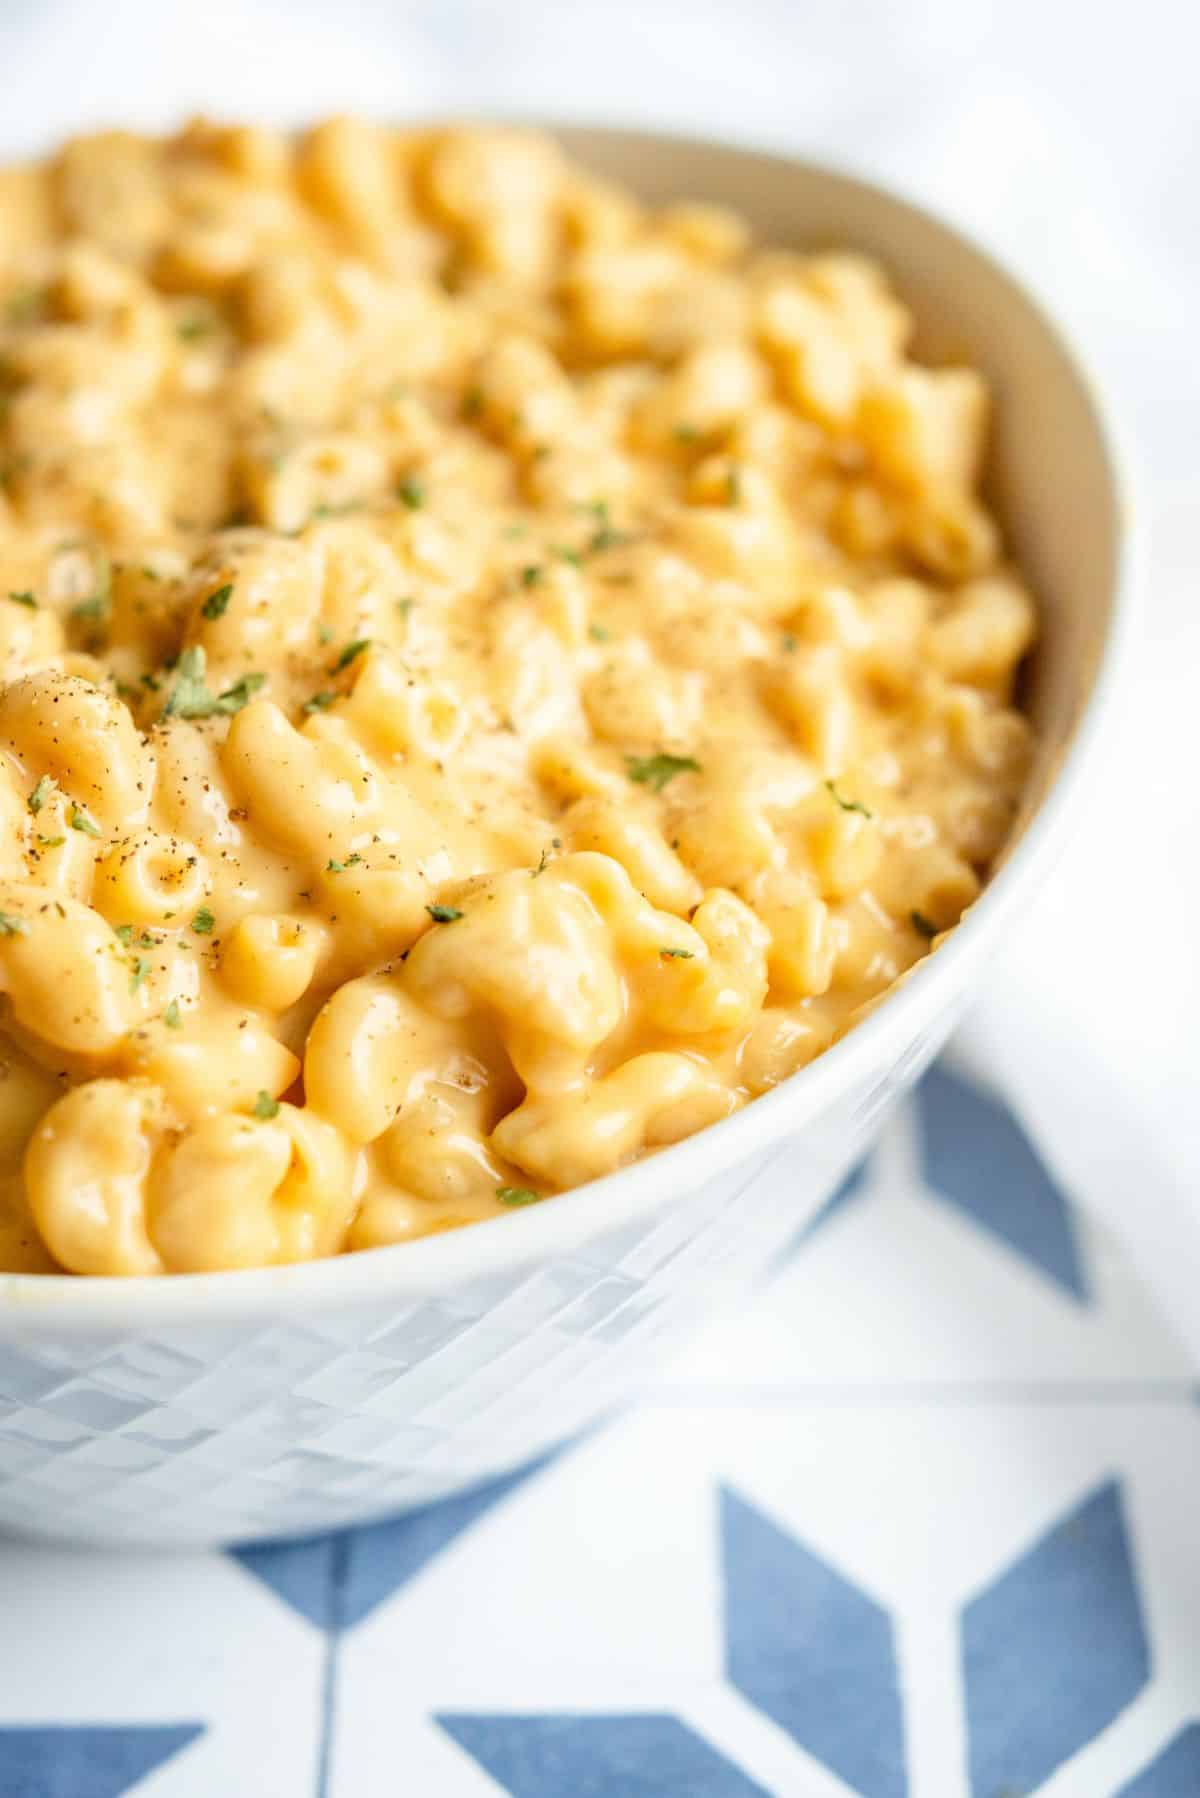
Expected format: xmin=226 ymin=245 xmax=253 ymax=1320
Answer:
xmin=0 ymin=129 xmax=1128 ymax=1547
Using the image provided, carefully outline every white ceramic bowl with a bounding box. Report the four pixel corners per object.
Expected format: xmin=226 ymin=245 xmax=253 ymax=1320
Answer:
xmin=0 ymin=127 xmax=1128 ymax=1547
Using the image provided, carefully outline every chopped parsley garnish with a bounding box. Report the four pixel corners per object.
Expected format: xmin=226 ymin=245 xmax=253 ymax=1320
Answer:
xmin=660 ymin=947 xmax=695 ymax=959
xmin=625 ymin=752 xmax=702 ymax=793
xmin=200 ymin=582 xmax=234 ymax=621
xmin=496 ymin=1186 xmax=540 ymax=1207
xmin=114 ymin=924 xmax=134 ymax=945
xmin=583 ymin=499 xmax=632 ymax=555
xmin=162 ymin=646 xmax=265 ymax=719
xmin=673 ymin=422 xmax=701 ymax=443
xmin=6 ymin=590 xmax=35 ymax=609
xmin=326 ymin=854 xmax=363 ymax=873
xmin=27 ymin=774 xmax=52 ymax=815
xmin=71 ymin=595 xmax=109 ymax=625
xmin=725 ymin=465 xmax=743 ymax=505
xmin=425 ymin=903 xmax=463 ymax=923
xmin=823 ymin=779 xmax=874 ymax=819
xmin=0 ymin=912 xmax=27 ymax=936
xmin=461 ymin=385 xmax=484 ymax=419
xmin=519 ymin=564 xmax=542 ymax=588
xmin=333 ymin=638 xmax=370 ymax=672
xmin=68 ymin=803 xmax=101 ymax=837
xmin=396 ymin=475 xmax=425 ymax=510
xmin=782 ymin=632 xmax=798 ymax=653
xmin=5 ymin=286 xmax=46 ymax=326
xmin=129 ymin=957 xmax=150 ymax=993
xmin=164 ymin=999 xmax=183 ymax=1029
xmin=395 ymin=597 xmax=416 ymax=619
xmin=253 ymin=1090 xmax=280 ymax=1120
xmin=911 ymin=910 xmax=938 ymax=939
xmin=303 ymin=690 xmax=336 ymax=713
xmin=588 ymin=623 xmax=610 ymax=642
xmin=552 ymin=544 xmax=583 ymax=567
xmin=177 ymin=314 xmax=216 ymax=341
xmin=36 ymin=834 xmax=64 ymax=847
xmin=191 ymin=907 xmax=215 ymax=935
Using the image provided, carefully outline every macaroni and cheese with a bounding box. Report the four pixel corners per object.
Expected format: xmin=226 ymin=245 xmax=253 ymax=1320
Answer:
xmin=0 ymin=120 xmax=1035 ymax=1274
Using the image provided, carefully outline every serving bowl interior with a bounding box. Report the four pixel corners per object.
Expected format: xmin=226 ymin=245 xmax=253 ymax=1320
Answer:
xmin=0 ymin=127 xmax=1127 ymax=1543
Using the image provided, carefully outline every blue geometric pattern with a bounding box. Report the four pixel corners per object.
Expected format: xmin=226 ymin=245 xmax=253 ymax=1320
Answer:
xmin=1116 ymin=1725 xmax=1200 ymax=1795
xmin=917 ymin=1062 xmax=1089 ymax=1300
xmin=3 ymin=1058 xmax=1191 ymax=1796
xmin=721 ymin=1486 xmax=907 ymax=1798
xmin=799 ymin=1154 xmax=871 ymax=1242
xmin=232 ymin=1459 xmax=545 ymax=1628
xmin=0 ymin=1725 xmax=203 ymax=1798
xmin=962 ymin=1480 xmax=1150 ymax=1796
xmin=437 ymin=1715 xmax=770 ymax=1797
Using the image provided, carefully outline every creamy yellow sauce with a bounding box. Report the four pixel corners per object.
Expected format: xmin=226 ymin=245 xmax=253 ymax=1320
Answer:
xmin=0 ymin=119 xmax=1035 ymax=1274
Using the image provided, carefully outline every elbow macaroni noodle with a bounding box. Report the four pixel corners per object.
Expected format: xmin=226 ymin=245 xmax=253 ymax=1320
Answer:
xmin=0 ymin=120 xmax=1036 ymax=1274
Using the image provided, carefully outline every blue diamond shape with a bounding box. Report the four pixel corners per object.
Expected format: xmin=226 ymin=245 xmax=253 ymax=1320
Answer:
xmin=437 ymin=1714 xmax=769 ymax=1797
xmin=232 ymin=1457 xmax=547 ymax=1629
xmin=1115 ymin=1725 xmax=1200 ymax=1796
xmin=963 ymin=1479 xmax=1150 ymax=1796
xmin=916 ymin=1063 xmax=1088 ymax=1300
xmin=0 ymin=1723 xmax=203 ymax=1798
xmin=720 ymin=1486 xmax=907 ymax=1798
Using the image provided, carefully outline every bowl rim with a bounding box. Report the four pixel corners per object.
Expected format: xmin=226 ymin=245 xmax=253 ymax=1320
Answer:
xmin=0 ymin=121 xmax=1138 ymax=1326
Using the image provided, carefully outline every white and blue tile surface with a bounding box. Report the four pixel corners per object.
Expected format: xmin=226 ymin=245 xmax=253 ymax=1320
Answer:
xmin=1 ymin=1060 xmax=1197 ymax=1797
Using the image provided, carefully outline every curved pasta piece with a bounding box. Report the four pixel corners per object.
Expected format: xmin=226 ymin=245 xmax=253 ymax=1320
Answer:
xmin=0 ymin=671 xmax=151 ymax=831
xmin=0 ymin=883 xmax=145 ymax=1055
xmin=492 ymin=1051 xmax=737 ymax=1187
xmin=148 ymin=1103 xmax=356 ymax=1271
xmin=25 ymin=1077 xmax=166 ymax=1275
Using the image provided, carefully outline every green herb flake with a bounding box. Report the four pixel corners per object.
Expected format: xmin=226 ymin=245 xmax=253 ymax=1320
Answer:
xmin=496 ymin=1185 xmax=541 ymax=1207
xmin=911 ymin=910 xmax=938 ymax=939
xmin=395 ymin=597 xmax=416 ymax=619
xmin=200 ymin=582 xmax=234 ymax=621
xmin=519 ymin=565 xmax=543 ymax=588
xmin=129 ymin=956 xmax=151 ymax=993
xmin=725 ymin=465 xmax=743 ymax=505
xmin=27 ymin=774 xmax=53 ymax=815
xmin=673 ymin=422 xmax=701 ymax=444
xmin=552 ymin=544 xmax=583 ymax=568
xmin=164 ymin=998 xmax=183 ymax=1029
xmin=6 ymin=590 xmax=36 ymax=609
xmin=36 ymin=834 xmax=64 ymax=847
xmin=253 ymin=1090 xmax=280 ymax=1120
xmin=0 ymin=911 xmax=27 ymax=936
xmin=114 ymin=924 xmax=134 ymax=945
xmin=326 ymin=853 xmax=362 ymax=874
xmin=191 ymin=907 xmax=215 ymax=935
xmin=461 ymin=385 xmax=484 ymax=419
xmin=425 ymin=903 xmax=463 ymax=923
xmin=162 ymin=647 xmax=265 ymax=719
xmin=625 ymin=752 xmax=702 ymax=793
xmin=333 ymin=638 xmax=370 ymax=672
xmin=213 ymin=672 xmax=266 ymax=714
xmin=177 ymin=314 xmax=216 ymax=342
xmin=303 ymin=690 xmax=335 ymax=714
xmin=5 ymin=286 xmax=46 ymax=326
xmin=71 ymin=595 xmax=109 ymax=625
xmin=823 ymin=779 xmax=874 ymax=820
xmin=782 ymin=632 xmax=798 ymax=653
xmin=397 ymin=475 xmax=425 ymax=511
xmin=68 ymin=804 xmax=101 ymax=837
xmin=161 ymin=646 xmax=212 ymax=719
xmin=660 ymin=947 xmax=695 ymax=959
xmin=588 ymin=623 xmax=610 ymax=642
